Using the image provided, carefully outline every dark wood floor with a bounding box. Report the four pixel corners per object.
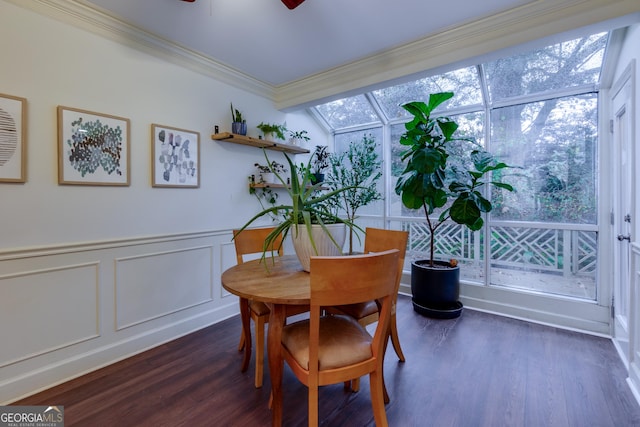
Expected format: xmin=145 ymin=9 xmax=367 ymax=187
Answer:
xmin=16 ymin=295 xmax=640 ymax=426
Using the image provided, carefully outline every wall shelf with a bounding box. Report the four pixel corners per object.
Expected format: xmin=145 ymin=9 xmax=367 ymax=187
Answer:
xmin=250 ymin=183 xmax=327 ymax=190
xmin=250 ymin=183 xmax=287 ymax=189
xmin=212 ymin=132 xmax=310 ymax=154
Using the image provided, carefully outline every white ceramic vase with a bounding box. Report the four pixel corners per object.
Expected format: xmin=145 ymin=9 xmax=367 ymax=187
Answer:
xmin=260 ymin=172 xmax=276 ymax=184
xmin=291 ymin=223 xmax=346 ymax=272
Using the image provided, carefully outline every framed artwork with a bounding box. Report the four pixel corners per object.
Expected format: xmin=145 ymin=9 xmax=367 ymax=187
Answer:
xmin=151 ymin=124 xmax=200 ymax=188
xmin=0 ymin=93 xmax=27 ymax=183
xmin=57 ymin=106 xmax=130 ymax=186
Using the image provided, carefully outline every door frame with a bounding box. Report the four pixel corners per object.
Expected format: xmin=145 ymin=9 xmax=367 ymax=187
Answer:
xmin=609 ymin=59 xmax=636 ymax=368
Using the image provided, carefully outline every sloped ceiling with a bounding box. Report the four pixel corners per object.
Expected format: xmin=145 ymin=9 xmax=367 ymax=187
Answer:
xmin=14 ymin=0 xmax=640 ymax=109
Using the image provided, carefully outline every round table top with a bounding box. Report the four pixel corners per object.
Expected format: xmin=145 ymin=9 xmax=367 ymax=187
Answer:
xmin=221 ymin=255 xmax=310 ymax=305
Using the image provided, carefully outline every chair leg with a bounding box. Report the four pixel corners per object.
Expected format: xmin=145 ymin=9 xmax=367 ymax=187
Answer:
xmin=383 ymin=374 xmax=389 ymax=404
xmin=369 ymin=370 xmax=389 ymax=427
xmin=351 ymin=378 xmax=361 ymax=392
xmin=254 ymin=315 xmax=266 ymax=388
xmin=237 ymin=299 xmax=247 ymax=351
xmin=308 ymin=385 xmax=319 ymax=427
xmin=239 ymin=299 xmax=251 ymax=373
xmin=237 ymin=329 xmax=245 ymax=351
xmin=389 ymin=313 xmax=405 ymax=362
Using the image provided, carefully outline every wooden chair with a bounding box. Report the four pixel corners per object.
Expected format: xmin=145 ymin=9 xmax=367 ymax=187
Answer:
xmin=233 ymin=227 xmax=307 ymax=388
xmin=279 ymin=249 xmax=400 ymax=427
xmin=326 ymin=227 xmax=408 ymax=394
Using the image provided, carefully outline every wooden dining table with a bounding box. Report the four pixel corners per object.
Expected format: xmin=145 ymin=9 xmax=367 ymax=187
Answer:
xmin=221 ymin=255 xmax=310 ymax=427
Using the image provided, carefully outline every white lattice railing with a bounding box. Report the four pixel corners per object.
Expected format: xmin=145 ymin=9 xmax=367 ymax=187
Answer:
xmin=406 ymin=221 xmax=597 ymax=277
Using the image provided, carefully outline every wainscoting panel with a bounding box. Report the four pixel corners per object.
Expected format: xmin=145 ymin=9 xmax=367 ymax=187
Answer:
xmin=0 ymin=230 xmax=239 ymax=404
xmin=627 ymin=243 xmax=640 ymax=405
xmin=0 ymin=263 xmax=99 ymax=368
xmin=115 ymin=246 xmax=214 ymax=330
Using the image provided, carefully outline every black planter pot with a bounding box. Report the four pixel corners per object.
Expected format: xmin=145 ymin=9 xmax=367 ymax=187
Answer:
xmin=311 ymin=173 xmax=325 ymax=184
xmin=411 ymin=260 xmax=463 ymax=319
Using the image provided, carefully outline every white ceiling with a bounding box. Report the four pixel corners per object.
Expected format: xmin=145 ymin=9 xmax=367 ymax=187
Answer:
xmin=81 ymin=0 xmax=530 ymax=86
xmin=61 ymin=0 xmax=639 ymax=110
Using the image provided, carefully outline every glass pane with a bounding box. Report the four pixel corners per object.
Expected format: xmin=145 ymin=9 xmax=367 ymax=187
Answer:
xmin=313 ymin=94 xmax=379 ymax=129
xmin=490 ymin=94 xmax=597 ymax=224
xmin=490 ymin=227 xmax=596 ymax=299
xmin=334 ymin=127 xmax=382 ymax=155
xmin=484 ymin=33 xmax=607 ymax=102
xmin=373 ymin=67 xmax=482 ymax=120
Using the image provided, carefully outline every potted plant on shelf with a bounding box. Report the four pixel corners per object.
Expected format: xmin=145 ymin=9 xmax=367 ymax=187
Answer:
xmin=230 ymin=103 xmax=247 ymax=135
xmin=254 ymin=161 xmax=287 ymax=184
xmin=250 ymin=182 xmax=280 ymax=222
xmin=325 ymin=133 xmax=382 ymax=254
xmin=257 ymin=122 xmax=287 ymax=141
xmin=395 ymin=91 xmax=515 ymax=319
xmin=288 ymin=129 xmax=310 ymax=146
xmin=311 ymin=145 xmax=330 ymax=183
xmin=236 ymin=150 xmax=359 ymax=272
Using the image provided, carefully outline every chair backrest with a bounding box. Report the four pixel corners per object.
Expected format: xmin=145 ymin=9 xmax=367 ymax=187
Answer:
xmin=233 ymin=227 xmax=284 ymax=264
xmin=310 ymin=249 xmax=399 ymax=307
xmin=364 ymin=227 xmax=408 ymax=292
xmin=308 ymin=250 xmax=400 ymax=376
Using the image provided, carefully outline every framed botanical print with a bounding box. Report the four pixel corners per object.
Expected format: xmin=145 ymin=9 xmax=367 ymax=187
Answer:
xmin=58 ymin=106 xmax=130 ymax=186
xmin=151 ymin=124 xmax=200 ymax=188
xmin=0 ymin=93 xmax=27 ymax=183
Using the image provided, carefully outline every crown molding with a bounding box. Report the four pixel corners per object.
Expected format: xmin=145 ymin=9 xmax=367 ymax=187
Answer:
xmin=6 ymin=0 xmax=275 ymax=99
xmin=274 ymin=0 xmax=640 ymax=110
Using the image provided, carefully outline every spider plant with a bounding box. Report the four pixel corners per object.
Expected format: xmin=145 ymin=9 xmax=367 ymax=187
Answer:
xmin=235 ymin=150 xmax=359 ymax=262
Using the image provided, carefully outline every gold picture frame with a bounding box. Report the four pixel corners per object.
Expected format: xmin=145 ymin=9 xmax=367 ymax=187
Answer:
xmin=57 ymin=106 xmax=130 ymax=186
xmin=0 ymin=93 xmax=27 ymax=183
xmin=151 ymin=124 xmax=200 ymax=188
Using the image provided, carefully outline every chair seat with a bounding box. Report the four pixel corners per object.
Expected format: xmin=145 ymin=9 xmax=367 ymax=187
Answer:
xmin=249 ymin=300 xmax=309 ymax=318
xmin=282 ymin=315 xmax=372 ymax=370
xmin=333 ymin=301 xmax=378 ymax=319
xmin=248 ymin=300 xmax=270 ymax=316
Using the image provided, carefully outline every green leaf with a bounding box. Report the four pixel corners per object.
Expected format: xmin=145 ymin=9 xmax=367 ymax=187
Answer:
xmin=450 ymin=193 xmax=481 ymax=228
xmin=411 ymin=147 xmax=445 ymax=174
xmin=401 ymin=190 xmax=424 ymax=210
xmin=427 ymin=92 xmax=454 ymax=112
xmin=492 ymin=182 xmax=514 ymax=191
xmin=402 ymin=102 xmax=429 ymax=122
xmin=471 ymin=150 xmax=494 ymax=172
xmin=449 ymin=181 xmax=471 ymax=193
xmin=437 ymin=119 xmax=458 ymax=140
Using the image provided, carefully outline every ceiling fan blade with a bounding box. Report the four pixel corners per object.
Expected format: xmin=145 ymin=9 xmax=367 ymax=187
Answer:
xmin=281 ymin=0 xmax=305 ymax=9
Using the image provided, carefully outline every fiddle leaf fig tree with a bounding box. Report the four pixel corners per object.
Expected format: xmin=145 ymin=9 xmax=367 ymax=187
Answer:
xmin=394 ymin=92 xmax=515 ymax=266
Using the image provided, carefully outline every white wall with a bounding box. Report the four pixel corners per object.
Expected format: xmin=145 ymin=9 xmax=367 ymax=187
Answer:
xmin=0 ymin=1 xmax=327 ymax=249
xmin=0 ymin=1 xmax=325 ymax=403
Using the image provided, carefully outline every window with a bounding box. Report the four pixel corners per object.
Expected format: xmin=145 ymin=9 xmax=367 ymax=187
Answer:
xmin=314 ymin=94 xmax=380 ymax=129
xmin=312 ymin=31 xmax=607 ymax=301
xmin=372 ymin=67 xmax=483 ymax=119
